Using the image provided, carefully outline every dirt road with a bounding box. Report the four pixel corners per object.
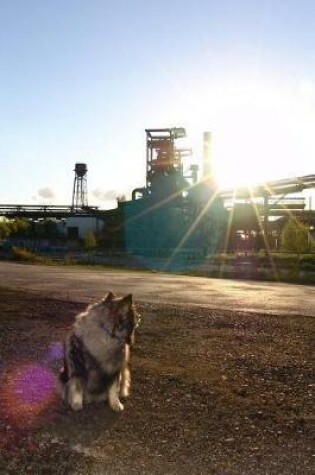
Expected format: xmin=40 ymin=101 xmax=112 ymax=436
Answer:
xmin=0 ymin=284 xmax=314 ymax=474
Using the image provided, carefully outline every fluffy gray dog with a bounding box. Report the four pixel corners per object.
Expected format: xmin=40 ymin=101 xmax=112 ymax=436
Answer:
xmin=58 ymin=292 xmax=140 ymax=412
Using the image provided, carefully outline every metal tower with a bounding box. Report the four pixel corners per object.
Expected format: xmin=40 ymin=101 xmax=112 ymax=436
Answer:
xmin=72 ymin=163 xmax=88 ymax=209
xmin=145 ymin=127 xmax=191 ymax=201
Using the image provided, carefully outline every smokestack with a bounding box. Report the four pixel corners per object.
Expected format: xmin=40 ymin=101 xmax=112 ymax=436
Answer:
xmin=203 ymin=131 xmax=212 ymax=179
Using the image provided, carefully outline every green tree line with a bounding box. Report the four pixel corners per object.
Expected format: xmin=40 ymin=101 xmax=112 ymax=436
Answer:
xmin=0 ymin=218 xmax=62 ymax=240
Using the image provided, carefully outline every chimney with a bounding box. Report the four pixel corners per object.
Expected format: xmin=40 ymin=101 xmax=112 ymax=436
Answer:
xmin=203 ymin=131 xmax=212 ymax=179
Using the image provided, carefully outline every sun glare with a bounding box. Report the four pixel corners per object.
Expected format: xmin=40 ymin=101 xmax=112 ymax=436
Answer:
xmin=185 ymin=79 xmax=315 ymax=191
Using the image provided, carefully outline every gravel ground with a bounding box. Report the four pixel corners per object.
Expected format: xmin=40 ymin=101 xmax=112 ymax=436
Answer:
xmin=0 ymin=287 xmax=314 ymax=474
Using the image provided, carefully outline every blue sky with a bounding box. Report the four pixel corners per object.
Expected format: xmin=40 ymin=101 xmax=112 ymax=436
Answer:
xmin=0 ymin=0 xmax=315 ymax=208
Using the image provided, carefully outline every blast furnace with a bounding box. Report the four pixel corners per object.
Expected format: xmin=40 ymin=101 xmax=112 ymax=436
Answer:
xmin=118 ymin=127 xmax=226 ymax=259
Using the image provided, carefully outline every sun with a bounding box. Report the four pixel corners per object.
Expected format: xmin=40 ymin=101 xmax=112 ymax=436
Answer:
xmin=210 ymin=105 xmax=292 ymax=191
xmin=214 ymin=157 xmax=261 ymax=191
xmin=184 ymin=78 xmax=315 ymax=192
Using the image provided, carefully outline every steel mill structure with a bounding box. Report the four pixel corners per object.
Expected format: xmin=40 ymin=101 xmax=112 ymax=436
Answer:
xmin=0 ymin=126 xmax=315 ymax=257
xmin=119 ymin=127 xmax=225 ymax=256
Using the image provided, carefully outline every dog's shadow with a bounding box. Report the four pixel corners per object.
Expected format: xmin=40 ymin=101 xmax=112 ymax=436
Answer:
xmin=42 ymin=396 xmax=120 ymax=448
xmin=35 ymin=353 xmax=122 ymax=447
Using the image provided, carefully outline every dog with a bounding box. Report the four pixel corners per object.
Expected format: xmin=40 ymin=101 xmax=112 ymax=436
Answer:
xmin=58 ymin=291 xmax=140 ymax=412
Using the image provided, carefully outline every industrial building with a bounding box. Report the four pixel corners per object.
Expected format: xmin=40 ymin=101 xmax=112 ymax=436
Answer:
xmin=0 ymin=127 xmax=315 ymax=259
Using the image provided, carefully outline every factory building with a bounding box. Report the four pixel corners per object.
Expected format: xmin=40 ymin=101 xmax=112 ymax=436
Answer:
xmin=59 ymin=216 xmax=100 ymax=240
xmin=0 ymin=126 xmax=314 ymax=258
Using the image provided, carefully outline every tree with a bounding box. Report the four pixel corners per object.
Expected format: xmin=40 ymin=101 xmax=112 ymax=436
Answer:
xmin=35 ymin=219 xmax=61 ymax=239
xmin=9 ymin=218 xmax=31 ymax=237
xmin=0 ymin=220 xmax=10 ymax=239
xmin=280 ymin=219 xmax=310 ymax=254
xmin=84 ymin=231 xmax=97 ymax=250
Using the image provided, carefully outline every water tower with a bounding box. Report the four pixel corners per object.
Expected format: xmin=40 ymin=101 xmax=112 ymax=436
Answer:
xmin=72 ymin=163 xmax=88 ymax=209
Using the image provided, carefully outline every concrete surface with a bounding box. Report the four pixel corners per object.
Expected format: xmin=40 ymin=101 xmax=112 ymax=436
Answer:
xmin=0 ymin=262 xmax=314 ymax=317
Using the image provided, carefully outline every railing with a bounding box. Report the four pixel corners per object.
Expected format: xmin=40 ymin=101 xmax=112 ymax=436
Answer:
xmin=0 ymin=204 xmax=100 ymax=218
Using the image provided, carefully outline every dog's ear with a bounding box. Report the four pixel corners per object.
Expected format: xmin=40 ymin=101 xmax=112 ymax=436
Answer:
xmin=103 ymin=291 xmax=115 ymax=304
xmin=117 ymin=293 xmax=133 ymax=316
xmin=124 ymin=293 xmax=133 ymax=303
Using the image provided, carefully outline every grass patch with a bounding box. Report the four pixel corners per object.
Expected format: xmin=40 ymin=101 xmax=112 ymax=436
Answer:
xmin=11 ymin=246 xmax=54 ymax=265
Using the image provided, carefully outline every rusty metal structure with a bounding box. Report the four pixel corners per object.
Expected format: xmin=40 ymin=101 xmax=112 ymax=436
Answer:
xmin=220 ymin=175 xmax=315 ymax=251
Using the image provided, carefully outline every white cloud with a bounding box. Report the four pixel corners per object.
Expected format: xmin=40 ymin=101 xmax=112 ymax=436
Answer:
xmin=91 ymin=188 xmax=120 ymax=201
xmin=38 ymin=187 xmax=55 ymax=199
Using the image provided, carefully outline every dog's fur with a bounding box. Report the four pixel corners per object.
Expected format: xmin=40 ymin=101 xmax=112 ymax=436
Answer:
xmin=58 ymin=291 xmax=140 ymax=412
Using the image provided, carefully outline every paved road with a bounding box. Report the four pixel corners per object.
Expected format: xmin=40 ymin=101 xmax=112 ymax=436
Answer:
xmin=1 ymin=262 xmax=314 ymax=317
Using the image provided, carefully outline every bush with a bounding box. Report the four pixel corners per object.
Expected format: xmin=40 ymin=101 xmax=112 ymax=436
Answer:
xmin=84 ymin=231 xmax=97 ymax=250
xmin=0 ymin=221 xmax=10 ymax=239
xmin=11 ymin=246 xmax=53 ymax=265
xmin=280 ymin=219 xmax=310 ymax=254
xmin=11 ymin=246 xmax=37 ymax=261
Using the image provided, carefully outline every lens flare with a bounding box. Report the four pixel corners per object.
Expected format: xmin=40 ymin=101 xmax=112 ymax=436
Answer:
xmin=44 ymin=342 xmax=64 ymax=363
xmin=2 ymin=363 xmax=56 ymax=427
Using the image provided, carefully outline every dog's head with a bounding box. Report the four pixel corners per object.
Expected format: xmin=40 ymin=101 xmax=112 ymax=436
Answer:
xmin=98 ymin=291 xmax=140 ymax=344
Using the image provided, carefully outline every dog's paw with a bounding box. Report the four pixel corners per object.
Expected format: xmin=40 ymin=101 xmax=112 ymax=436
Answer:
xmin=119 ymin=386 xmax=130 ymax=399
xmin=110 ymin=400 xmax=124 ymax=412
xmin=70 ymin=400 xmax=83 ymax=411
